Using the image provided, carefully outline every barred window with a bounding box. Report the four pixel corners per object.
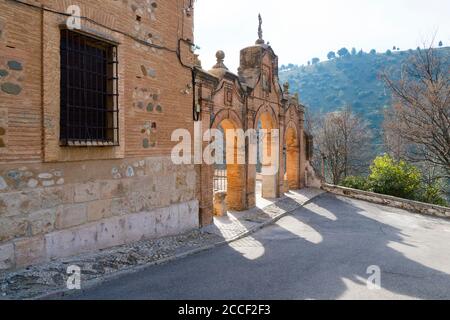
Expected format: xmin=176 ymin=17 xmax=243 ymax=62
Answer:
xmin=60 ymin=29 xmax=119 ymax=146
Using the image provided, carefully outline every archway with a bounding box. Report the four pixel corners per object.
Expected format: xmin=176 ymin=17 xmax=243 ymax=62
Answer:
xmin=212 ymin=115 xmax=247 ymax=212
xmin=255 ymin=109 xmax=279 ymax=199
xmin=285 ymin=126 xmax=300 ymax=190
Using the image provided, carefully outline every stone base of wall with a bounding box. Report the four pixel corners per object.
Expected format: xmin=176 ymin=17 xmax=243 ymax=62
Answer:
xmin=0 ymin=156 xmax=199 ymax=271
xmin=0 ymin=200 xmax=199 ymax=271
xmin=323 ymin=184 xmax=450 ymax=219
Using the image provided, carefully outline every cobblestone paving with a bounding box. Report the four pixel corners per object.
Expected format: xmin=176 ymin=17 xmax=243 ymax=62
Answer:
xmin=204 ymin=188 xmax=324 ymax=239
xmin=0 ymin=188 xmax=323 ymax=300
xmin=0 ymin=231 xmax=222 ymax=300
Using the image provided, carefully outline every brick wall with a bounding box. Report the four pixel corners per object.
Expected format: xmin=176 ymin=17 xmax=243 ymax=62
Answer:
xmin=195 ymin=44 xmax=308 ymax=225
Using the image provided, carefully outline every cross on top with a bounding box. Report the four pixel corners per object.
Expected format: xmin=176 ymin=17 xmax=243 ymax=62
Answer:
xmin=256 ymin=13 xmax=265 ymax=45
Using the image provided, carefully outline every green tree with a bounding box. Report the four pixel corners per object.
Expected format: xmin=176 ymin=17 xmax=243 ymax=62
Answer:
xmin=370 ymin=49 xmax=376 ymax=55
xmin=312 ymin=57 xmax=320 ymax=64
xmin=337 ymin=47 xmax=350 ymax=57
xmin=368 ymin=155 xmax=421 ymax=199
xmin=327 ymin=51 xmax=336 ymax=60
xmin=386 ymin=49 xmax=392 ymax=56
xmin=439 ymin=41 xmax=443 ymax=47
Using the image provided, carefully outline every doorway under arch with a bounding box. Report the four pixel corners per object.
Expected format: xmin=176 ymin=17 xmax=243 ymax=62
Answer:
xmin=213 ymin=117 xmax=247 ymax=212
xmin=255 ymin=110 xmax=279 ymax=199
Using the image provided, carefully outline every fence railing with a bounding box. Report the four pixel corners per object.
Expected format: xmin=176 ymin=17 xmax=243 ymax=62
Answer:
xmin=214 ymin=169 xmax=227 ymax=192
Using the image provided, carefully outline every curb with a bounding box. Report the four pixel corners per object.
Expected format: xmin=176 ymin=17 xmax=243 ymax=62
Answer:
xmin=33 ymin=192 xmax=323 ymax=300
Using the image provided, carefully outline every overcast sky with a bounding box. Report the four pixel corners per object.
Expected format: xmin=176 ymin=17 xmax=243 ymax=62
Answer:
xmin=194 ymin=0 xmax=450 ymax=73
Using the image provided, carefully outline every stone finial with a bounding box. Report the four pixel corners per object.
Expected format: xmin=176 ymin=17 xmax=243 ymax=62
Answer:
xmin=213 ymin=50 xmax=228 ymax=70
xmin=194 ymin=54 xmax=202 ymax=68
xmin=283 ymin=82 xmax=290 ymax=94
xmin=256 ymin=14 xmax=265 ymax=45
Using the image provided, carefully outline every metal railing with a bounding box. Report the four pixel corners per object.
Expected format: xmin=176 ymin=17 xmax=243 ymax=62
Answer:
xmin=213 ymin=169 xmax=227 ymax=192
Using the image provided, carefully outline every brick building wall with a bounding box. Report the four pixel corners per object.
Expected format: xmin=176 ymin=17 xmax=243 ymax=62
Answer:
xmin=0 ymin=0 xmax=199 ymax=270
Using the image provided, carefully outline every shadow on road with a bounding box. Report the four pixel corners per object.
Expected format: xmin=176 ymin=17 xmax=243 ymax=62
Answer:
xmin=68 ymin=193 xmax=450 ymax=300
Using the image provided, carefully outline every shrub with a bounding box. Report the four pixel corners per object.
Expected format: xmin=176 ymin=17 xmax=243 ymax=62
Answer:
xmin=418 ymin=183 xmax=448 ymax=207
xmin=368 ymin=155 xmax=422 ymax=200
xmin=341 ymin=176 xmax=370 ymax=191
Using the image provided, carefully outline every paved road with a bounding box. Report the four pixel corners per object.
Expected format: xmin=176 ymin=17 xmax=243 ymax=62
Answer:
xmin=68 ymin=193 xmax=450 ymax=300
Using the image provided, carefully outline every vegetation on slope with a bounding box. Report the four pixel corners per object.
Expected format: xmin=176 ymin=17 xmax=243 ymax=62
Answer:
xmin=279 ymin=46 xmax=450 ymax=149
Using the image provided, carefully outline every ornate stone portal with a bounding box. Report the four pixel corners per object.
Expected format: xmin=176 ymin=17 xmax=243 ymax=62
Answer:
xmin=195 ymin=16 xmax=312 ymax=226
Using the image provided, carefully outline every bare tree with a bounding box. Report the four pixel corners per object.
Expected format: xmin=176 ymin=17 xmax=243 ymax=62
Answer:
xmin=313 ymin=106 xmax=373 ymax=184
xmin=382 ymin=43 xmax=450 ymax=178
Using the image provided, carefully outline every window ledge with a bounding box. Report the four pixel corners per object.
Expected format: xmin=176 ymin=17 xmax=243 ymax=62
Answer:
xmin=61 ymin=141 xmax=118 ymax=147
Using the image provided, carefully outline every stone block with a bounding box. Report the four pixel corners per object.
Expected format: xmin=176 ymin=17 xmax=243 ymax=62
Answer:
xmin=55 ymin=203 xmax=87 ymax=230
xmin=14 ymin=236 xmax=46 ymax=268
xmin=45 ymin=223 xmax=98 ymax=259
xmin=214 ymin=192 xmax=228 ymax=217
xmin=87 ymin=199 xmax=112 ymax=222
xmin=74 ymin=182 xmax=100 ymax=203
xmin=35 ymin=186 xmax=67 ymax=209
xmin=155 ymin=206 xmax=178 ymax=237
xmin=180 ymin=200 xmax=199 ymax=231
xmin=0 ymin=243 xmax=14 ymax=270
xmin=96 ymin=216 xmax=126 ymax=248
xmin=262 ymin=174 xmax=278 ymax=199
xmin=28 ymin=208 xmax=56 ymax=236
xmin=0 ymin=192 xmax=28 ymax=217
xmin=125 ymin=211 xmax=157 ymax=243
xmin=100 ymin=179 xmax=129 ymax=200
xmin=110 ymin=197 xmax=130 ymax=216
xmin=147 ymin=158 xmax=163 ymax=175
xmin=0 ymin=216 xmax=28 ymax=242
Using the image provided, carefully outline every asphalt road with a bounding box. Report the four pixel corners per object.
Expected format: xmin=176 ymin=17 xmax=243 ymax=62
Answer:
xmin=67 ymin=193 xmax=450 ymax=300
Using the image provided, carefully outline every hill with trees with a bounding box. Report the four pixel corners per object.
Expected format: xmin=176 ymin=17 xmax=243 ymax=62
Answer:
xmin=279 ymin=45 xmax=450 ymax=150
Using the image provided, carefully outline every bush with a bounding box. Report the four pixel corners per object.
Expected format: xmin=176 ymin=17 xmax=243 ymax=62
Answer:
xmin=368 ymin=155 xmax=422 ymax=200
xmin=338 ymin=156 xmax=448 ymax=207
xmin=341 ymin=176 xmax=370 ymax=191
xmin=418 ymin=184 xmax=448 ymax=207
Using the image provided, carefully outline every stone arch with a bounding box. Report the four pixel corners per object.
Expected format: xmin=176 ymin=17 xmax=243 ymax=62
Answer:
xmin=211 ymin=109 xmax=243 ymax=131
xmin=254 ymin=103 xmax=279 ymax=129
xmin=210 ymin=110 xmax=246 ymax=212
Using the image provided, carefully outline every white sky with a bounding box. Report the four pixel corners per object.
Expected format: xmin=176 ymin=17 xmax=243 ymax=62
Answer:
xmin=194 ymin=0 xmax=450 ymax=73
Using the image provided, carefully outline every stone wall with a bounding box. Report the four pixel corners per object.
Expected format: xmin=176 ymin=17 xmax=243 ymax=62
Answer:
xmin=323 ymin=184 xmax=450 ymax=219
xmin=0 ymin=156 xmax=198 ymax=270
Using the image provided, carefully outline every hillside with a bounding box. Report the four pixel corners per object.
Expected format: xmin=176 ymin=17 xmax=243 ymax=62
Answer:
xmin=279 ymin=47 xmax=450 ymax=149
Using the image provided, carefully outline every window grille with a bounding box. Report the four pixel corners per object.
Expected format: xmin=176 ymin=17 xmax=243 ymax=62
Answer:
xmin=60 ymin=29 xmax=119 ymax=146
